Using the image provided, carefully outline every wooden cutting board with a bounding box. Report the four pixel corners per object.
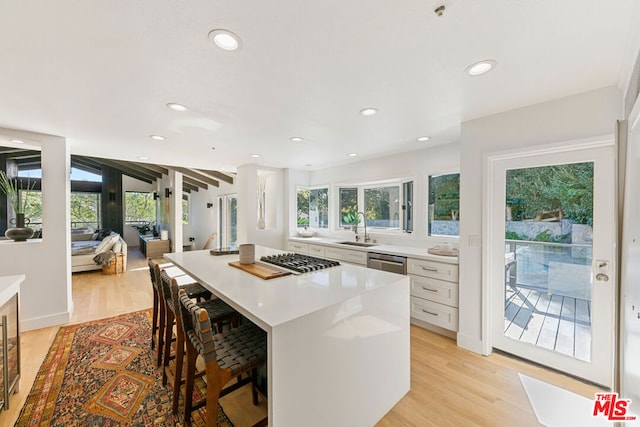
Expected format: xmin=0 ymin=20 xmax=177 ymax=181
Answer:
xmin=228 ymin=261 xmax=292 ymax=280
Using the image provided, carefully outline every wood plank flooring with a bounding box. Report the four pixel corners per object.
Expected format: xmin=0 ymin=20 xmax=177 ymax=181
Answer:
xmin=504 ymin=285 xmax=592 ymax=361
xmin=5 ymin=249 xmax=603 ymax=426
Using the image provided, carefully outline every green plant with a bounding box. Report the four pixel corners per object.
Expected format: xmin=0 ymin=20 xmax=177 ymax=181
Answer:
xmin=505 ymin=231 xmax=524 ymax=240
xmin=0 ymin=170 xmax=35 ymax=215
xmin=342 ymin=212 xmax=360 ymax=226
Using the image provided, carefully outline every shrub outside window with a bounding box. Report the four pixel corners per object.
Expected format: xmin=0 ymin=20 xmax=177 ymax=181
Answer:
xmin=297 ymin=187 xmax=329 ymax=228
xmin=364 ymin=185 xmax=400 ymax=229
xmin=339 ymin=188 xmax=358 ymax=227
xmin=428 ymin=173 xmax=460 ymax=237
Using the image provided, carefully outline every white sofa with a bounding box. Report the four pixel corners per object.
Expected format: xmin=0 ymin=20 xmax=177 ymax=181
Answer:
xmin=71 ymin=232 xmax=127 ymax=273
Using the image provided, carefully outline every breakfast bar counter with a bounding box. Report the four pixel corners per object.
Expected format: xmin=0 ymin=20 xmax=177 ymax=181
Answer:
xmin=166 ymin=246 xmax=410 ymax=427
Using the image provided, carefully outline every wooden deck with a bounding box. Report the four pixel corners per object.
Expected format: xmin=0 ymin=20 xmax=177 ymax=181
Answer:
xmin=504 ymin=285 xmax=591 ymax=361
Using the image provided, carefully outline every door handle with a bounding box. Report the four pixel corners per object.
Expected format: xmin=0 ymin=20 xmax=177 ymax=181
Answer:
xmin=595 ymin=273 xmax=609 ymax=282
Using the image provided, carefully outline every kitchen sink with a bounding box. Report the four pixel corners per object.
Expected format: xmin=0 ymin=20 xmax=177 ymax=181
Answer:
xmin=337 ymin=241 xmax=376 ymax=247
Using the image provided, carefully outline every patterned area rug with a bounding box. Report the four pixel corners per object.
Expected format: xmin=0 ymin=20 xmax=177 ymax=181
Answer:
xmin=16 ymin=309 xmax=233 ymax=426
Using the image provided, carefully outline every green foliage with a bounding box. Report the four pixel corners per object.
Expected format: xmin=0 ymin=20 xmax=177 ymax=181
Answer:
xmin=70 ymin=192 xmax=99 ymax=228
xmin=505 ymin=229 xmax=570 ymax=243
xmin=0 ymin=171 xmax=36 ymax=214
xmin=342 ymin=211 xmax=359 ymax=225
xmin=506 ymin=162 xmax=593 ymax=224
xmin=430 ymin=173 xmax=460 ymax=220
xmin=364 ymin=186 xmax=400 ymax=225
xmin=125 ymin=192 xmax=156 ymax=224
xmin=505 ymin=231 xmax=521 ymax=240
xmin=339 ymin=188 xmax=358 ymax=226
xmin=297 ymin=188 xmax=329 ymax=227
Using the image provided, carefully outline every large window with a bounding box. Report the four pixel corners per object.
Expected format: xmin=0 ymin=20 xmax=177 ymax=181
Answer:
xmin=70 ymin=192 xmax=100 ymax=229
xmin=428 ymin=173 xmax=460 ymax=237
xmin=339 ymin=188 xmax=358 ymax=227
xmin=125 ymin=191 xmax=156 ymax=228
xmin=297 ymin=187 xmax=329 ymax=228
xmin=364 ymin=185 xmax=400 ymax=228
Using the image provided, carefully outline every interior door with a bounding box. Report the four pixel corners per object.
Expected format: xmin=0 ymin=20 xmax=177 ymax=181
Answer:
xmin=488 ymin=144 xmax=615 ymax=387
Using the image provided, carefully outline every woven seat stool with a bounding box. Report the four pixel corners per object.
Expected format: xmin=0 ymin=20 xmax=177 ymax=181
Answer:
xmin=179 ymin=289 xmax=268 ymax=427
xmin=160 ymin=271 xmax=239 ymax=415
xmin=148 ymin=257 xmax=173 ymax=351
xmin=155 ymin=264 xmax=211 ymax=367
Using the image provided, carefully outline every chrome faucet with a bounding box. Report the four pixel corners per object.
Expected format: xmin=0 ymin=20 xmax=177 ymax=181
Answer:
xmin=354 ymin=211 xmax=370 ymax=242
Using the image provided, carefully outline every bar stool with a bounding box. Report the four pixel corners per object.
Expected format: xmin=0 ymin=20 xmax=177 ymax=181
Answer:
xmin=178 ymin=289 xmax=268 ymax=427
xmin=155 ymin=264 xmax=211 ymax=367
xmin=160 ymin=270 xmax=239 ymax=415
xmin=148 ymin=257 xmax=173 ymax=351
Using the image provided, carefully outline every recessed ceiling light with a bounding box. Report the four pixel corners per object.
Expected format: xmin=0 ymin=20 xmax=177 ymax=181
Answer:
xmin=208 ymin=29 xmax=242 ymax=51
xmin=417 ymin=136 xmax=431 ymax=142
xmin=251 ymin=154 xmax=260 ymax=158
xmin=150 ymin=135 xmax=166 ymax=141
xmin=466 ymin=60 xmax=497 ymax=76
xmin=211 ymin=147 xmax=216 ymax=150
xmin=304 ymin=164 xmax=312 ymax=167
xmin=290 ymin=137 xmax=304 ymax=142
xmin=359 ymin=108 xmax=378 ymax=117
xmin=348 ymin=152 xmax=358 ymax=157
xmin=138 ymin=156 xmax=149 ymax=160
xmin=9 ymin=139 xmax=24 ymax=144
xmin=167 ymin=103 xmax=188 ymax=112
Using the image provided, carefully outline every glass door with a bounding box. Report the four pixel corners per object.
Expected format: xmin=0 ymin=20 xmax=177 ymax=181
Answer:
xmin=489 ymin=145 xmax=615 ymax=387
xmin=218 ymin=194 xmax=237 ymax=248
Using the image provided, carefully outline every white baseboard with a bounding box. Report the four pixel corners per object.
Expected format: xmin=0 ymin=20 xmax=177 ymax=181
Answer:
xmin=410 ymin=318 xmax=457 ymax=340
xmin=21 ymin=310 xmax=72 ymax=332
xmin=456 ymin=332 xmax=484 ymax=354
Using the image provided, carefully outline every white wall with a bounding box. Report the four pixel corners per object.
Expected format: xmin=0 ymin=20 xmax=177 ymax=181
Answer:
xmin=185 ymin=179 xmax=236 ymax=250
xmin=0 ymin=128 xmax=72 ymax=331
xmin=458 ymin=86 xmax=622 ymax=353
xmin=295 ymin=143 xmax=460 ymax=248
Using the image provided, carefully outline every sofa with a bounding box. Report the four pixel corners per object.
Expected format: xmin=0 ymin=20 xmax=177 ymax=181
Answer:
xmin=71 ymin=231 xmax=127 ymax=273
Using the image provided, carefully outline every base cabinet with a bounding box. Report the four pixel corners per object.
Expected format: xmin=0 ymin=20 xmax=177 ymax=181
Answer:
xmin=0 ymin=277 xmax=21 ymax=413
xmin=139 ymin=235 xmax=171 ymax=258
xmin=408 ymin=258 xmax=459 ymax=332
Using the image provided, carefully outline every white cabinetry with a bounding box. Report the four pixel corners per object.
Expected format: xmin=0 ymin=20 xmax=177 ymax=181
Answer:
xmin=324 ymin=246 xmax=367 ymax=266
xmin=287 ymin=241 xmax=309 ymax=254
xmin=307 ymin=244 xmax=326 ymax=258
xmin=408 ymin=258 xmax=459 ymax=333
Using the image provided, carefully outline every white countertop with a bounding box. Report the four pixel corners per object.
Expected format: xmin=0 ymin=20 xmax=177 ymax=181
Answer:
xmin=0 ymin=275 xmax=24 ymax=306
xmin=288 ymin=236 xmax=459 ymax=264
xmin=165 ymin=246 xmax=409 ymax=330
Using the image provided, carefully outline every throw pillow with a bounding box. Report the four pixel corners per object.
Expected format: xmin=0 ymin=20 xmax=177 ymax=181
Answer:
xmin=112 ymin=241 xmax=123 ymax=253
xmin=94 ymin=233 xmax=120 ymax=254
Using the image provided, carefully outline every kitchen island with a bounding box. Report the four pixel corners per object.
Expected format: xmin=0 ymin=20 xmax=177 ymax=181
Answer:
xmin=166 ymin=246 xmax=410 ymax=427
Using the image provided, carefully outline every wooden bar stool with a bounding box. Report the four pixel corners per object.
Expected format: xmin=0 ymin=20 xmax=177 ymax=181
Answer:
xmin=161 ymin=272 xmax=239 ymax=415
xmin=155 ymin=264 xmax=211 ymax=367
xmin=148 ymin=257 xmax=173 ymax=351
xmin=178 ymin=289 xmax=268 ymax=427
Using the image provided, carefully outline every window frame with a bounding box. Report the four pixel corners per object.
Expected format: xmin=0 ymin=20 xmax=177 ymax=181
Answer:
xmin=427 ymin=171 xmax=460 ymax=238
xmin=296 ymin=185 xmax=330 ymax=229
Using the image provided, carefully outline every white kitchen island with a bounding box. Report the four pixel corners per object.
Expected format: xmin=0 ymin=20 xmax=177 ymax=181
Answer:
xmin=165 ymin=246 xmax=410 ymax=427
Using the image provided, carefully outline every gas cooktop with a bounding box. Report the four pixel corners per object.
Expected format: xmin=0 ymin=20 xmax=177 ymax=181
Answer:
xmin=260 ymin=253 xmax=340 ymax=274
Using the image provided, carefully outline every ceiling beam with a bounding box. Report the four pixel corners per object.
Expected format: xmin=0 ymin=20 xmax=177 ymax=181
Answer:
xmin=182 ymin=182 xmax=198 ymax=192
xmin=170 ymin=167 xmax=220 ymax=187
xmin=107 ymin=159 xmax=163 ymax=179
xmin=91 ymin=158 xmax=158 ymax=183
xmin=195 ymin=169 xmax=234 ymax=184
xmin=132 ymin=162 xmax=169 ymax=176
xmin=183 ymin=176 xmax=208 ymax=190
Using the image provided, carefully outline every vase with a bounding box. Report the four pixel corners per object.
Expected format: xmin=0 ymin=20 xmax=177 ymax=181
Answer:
xmin=5 ymin=213 xmax=35 ymax=242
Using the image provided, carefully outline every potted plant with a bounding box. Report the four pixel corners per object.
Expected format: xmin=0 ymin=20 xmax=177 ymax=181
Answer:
xmin=0 ymin=170 xmax=35 ymax=241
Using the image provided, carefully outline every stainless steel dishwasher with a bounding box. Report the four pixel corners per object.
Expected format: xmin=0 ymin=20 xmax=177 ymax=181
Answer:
xmin=366 ymin=252 xmax=407 ymax=275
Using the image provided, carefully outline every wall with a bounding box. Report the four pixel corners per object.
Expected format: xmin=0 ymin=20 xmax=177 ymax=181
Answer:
xmin=186 ymin=179 xmax=236 ymax=250
xmin=0 ymin=128 xmax=72 ymax=331
xmin=458 ymin=86 xmax=622 ymax=353
xmin=295 ymin=143 xmax=460 ymax=248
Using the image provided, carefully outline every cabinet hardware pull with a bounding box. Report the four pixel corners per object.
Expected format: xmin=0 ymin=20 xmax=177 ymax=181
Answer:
xmin=422 ymin=309 xmax=438 ymax=316
xmin=421 ymin=287 xmax=438 ymax=293
xmin=421 ymin=266 xmax=438 ymax=272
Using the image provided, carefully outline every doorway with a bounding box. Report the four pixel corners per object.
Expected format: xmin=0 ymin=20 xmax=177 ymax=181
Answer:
xmin=485 ymin=141 xmax=616 ymax=387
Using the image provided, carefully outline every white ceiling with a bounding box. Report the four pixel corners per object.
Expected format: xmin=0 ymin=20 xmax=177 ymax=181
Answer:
xmin=0 ymin=0 xmax=638 ymax=172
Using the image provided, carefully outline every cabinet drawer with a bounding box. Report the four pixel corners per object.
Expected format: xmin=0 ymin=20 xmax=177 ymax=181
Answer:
xmin=408 ymin=258 xmax=458 ymax=282
xmin=411 ymin=297 xmax=459 ymax=331
xmin=325 ymin=247 xmax=367 ymax=265
xmin=308 ymin=244 xmax=326 ymax=258
xmin=288 ymin=242 xmax=309 ymax=254
xmin=410 ymin=276 xmax=458 ymax=308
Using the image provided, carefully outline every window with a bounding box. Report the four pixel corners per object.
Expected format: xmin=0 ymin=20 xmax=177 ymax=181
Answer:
xmin=219 ymin=194 xmax=238 ymax=248
xmin=428 ymin=173 xmax=460 ymax=236
xmin=182 ymin=193 xmax=190 ymax=225
xmin=70 ymin=192 xmax=100 ymax=229
xmin=364 ymin=185 xmax=400 ymax=229
xmin=403 ymin=181 xmax=413 ymax=233
xmin=297 ymin=187 xmax=329 ymax=228
xmin=125 ymin=191 xmax=156 ymax=229
xmin=339 ymin=188 xmax=358 ymax=227
xmin=18 ymin=189 xmax=42 ymax=230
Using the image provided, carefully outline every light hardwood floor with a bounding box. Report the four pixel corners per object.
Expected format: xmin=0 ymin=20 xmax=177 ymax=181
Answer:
xmin=6 ymin=249 xmax=603 ymax=426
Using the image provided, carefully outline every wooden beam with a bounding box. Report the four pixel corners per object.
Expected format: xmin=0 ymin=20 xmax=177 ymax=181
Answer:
xmin=182 ymin=182 xmax=198 ymax=192
xmin=106 ymin=159 xmax=162 ymax=179
xmin=183 ymin=176 xmax=208 ymax=190
xmin=132 ymin=162 xmax=169 ymax=176
xmin=170 ymin=167 xmax=220 ymax=187
xmin=195 ymin=169 xmax=234 ymax=184
xmin=91 ymin=158 xmax=157 ymax=184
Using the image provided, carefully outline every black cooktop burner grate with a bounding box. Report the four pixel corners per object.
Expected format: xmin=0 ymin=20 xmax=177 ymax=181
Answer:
xmin=260 ymin=253 xmax=340 ymax=273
